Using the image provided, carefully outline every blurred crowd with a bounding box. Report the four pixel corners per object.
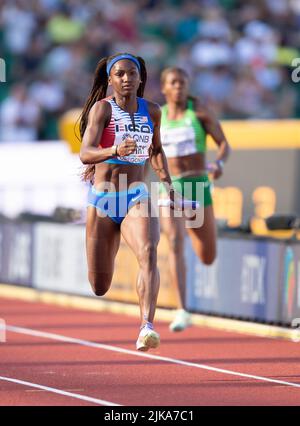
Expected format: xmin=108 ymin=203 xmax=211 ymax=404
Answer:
xmin=0 ymin=0 xmax=300 ymax=142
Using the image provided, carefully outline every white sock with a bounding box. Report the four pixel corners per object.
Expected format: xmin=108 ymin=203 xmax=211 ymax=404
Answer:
xmin=141 ymin=321 xmax=153 ymax=331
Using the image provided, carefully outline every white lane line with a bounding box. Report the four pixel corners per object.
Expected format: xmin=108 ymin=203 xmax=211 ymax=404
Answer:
xmin=0 ymin=375 xmax=121 ymax=406
xmin=3 ymin=324 xmax=300 ymax=390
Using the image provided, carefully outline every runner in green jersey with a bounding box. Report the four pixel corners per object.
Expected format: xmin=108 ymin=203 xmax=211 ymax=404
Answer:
xmin=159 ymin=67 xmax=231 ymax=331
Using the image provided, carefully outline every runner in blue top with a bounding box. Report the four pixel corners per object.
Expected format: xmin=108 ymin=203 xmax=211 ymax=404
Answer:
xmin=79 ymin=53 xmax=175 ymax=351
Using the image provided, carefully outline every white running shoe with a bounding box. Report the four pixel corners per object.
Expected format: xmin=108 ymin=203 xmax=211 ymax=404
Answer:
xmin=169 ymin=309 xmax=191 ymax=332
xmin=136 ymin=326 xmax=160 ymax=351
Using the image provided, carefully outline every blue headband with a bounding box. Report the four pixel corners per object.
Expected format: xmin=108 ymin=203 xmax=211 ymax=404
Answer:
xmin=106 ymin=54 xmax=141 ymax=76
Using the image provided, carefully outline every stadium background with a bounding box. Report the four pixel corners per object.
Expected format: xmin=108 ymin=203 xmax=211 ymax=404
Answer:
xmin=1 ymin=0 xmax=300 ymax=326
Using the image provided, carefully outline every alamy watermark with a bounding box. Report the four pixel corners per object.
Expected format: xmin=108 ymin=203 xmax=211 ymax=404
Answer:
xmin=0 ymin=58 xmax=6 ymax=83
xmin=0 ymin=318 xmax=6 ymax=342
xmin=291 ymin=58 xmax=300 ymax=83
xmin=90 ymin=174 xmax=205 ymax=228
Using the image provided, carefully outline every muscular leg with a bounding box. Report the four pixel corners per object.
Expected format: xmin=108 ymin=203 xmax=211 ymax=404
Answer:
xmin=160 ymin=208 xmax=186 ymax=309
xmin=186 ymin=204 xmax=217 ymax=265
xmin=86 ymin=206 xmax=121 ymax=296
xmin=121 ymin=202 xmax=160 ymax=326
xmin=135 ymin=271 xmax=144 ymax=324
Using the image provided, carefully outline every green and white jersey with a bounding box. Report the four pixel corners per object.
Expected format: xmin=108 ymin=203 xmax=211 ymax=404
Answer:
xmin=160 ymin=99 xmax=207 ymax=158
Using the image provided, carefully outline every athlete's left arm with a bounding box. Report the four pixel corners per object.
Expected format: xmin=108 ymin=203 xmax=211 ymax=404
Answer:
xmin=147 ymin=101 xmax=174 ymax=193
xmin=196 ymin=103 xmax=231 ymax=179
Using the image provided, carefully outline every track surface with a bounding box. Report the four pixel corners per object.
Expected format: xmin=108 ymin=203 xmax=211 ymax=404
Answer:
xmin=1 ymin=297 xmax=300 ymax=406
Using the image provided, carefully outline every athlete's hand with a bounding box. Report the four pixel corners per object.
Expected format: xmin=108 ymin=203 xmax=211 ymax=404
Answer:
xmin=117 ymin=138 xmax=136 ymax=157
xmin=207 ymin=161 xmax=223 ymax=180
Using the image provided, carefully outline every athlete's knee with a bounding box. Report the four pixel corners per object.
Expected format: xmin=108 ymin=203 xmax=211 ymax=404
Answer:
xmin=137 ymin=242 xmax=158 ymax=268
xmin=88 ymin=272 xmax=111 ymax=296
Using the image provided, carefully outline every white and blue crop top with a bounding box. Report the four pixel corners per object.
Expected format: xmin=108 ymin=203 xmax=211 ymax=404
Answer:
xmin=99 ymin=96 xmax=154 ymax=165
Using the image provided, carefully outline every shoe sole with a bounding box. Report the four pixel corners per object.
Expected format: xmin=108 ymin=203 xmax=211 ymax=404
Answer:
xmin=137 ymin=331 xmax=160 ymax=352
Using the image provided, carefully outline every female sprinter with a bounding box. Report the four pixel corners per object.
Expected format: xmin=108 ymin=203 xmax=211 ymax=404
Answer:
xmin=79 ymin=53 xmax=174 ymax=351
xmin=159 ymin=67 xmax=231 ymax=332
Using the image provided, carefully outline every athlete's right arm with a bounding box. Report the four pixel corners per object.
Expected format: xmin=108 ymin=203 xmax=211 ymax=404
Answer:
xmin=80 ymin=101 xmax=115 ymax=164
xmin=80 ymin=101 xmax=136 ymax=164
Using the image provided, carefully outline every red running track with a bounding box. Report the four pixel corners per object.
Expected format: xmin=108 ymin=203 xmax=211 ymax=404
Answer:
xmin=0 ymin=297 xmax=300 ymax=406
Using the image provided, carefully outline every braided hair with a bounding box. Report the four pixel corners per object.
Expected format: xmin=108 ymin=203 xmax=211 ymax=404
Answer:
xmin=79 ymin=53 xmax=147 ymax=182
